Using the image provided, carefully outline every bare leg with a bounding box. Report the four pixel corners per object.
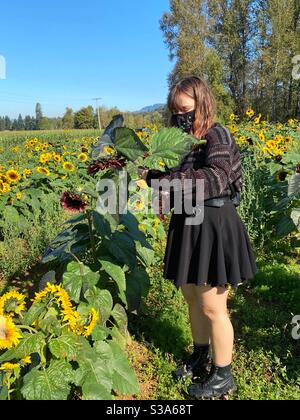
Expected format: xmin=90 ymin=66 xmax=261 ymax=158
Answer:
xmin=181 ymin=284 xmax=210 ymax=345
xmin=194 ymin=285 xmax=234 ymax=366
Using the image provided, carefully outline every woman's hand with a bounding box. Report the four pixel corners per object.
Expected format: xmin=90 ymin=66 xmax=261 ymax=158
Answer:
xmin=138 ymin=166 xmax=149 ymax=181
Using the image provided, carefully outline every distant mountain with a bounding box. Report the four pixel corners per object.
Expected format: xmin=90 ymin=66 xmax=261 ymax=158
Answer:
xmin=136 ymin=103 xmax=165 ymax=113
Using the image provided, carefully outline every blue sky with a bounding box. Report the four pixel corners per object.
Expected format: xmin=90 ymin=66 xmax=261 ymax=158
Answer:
xmin=0 ymin=0 xmax=173 ymax=118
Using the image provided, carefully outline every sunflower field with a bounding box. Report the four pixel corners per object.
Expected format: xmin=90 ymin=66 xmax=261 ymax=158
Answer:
xmin=0 ymin=112 xmax=299 ymax=400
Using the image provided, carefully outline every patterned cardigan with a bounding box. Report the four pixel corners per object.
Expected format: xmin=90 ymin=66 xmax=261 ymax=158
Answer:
xmin=145 ymin=122 xmax=243 ymax=202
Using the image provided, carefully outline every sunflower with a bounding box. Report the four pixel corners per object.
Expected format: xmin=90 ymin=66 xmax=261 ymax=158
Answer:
xmin=285 ymin=137 xmax=292 ymax=145
xmin=262 ymin=147 xmax=272 ymax=156
xmin=254 ymin=114 xmax=262 ymax=125
xmin=246 ymin=108 xmax=255 ymax=118
xmin=78 ymin=153 xmax=88 ymax=162
xmin=275 ymin=170 xmax=288 ymax=182
xmin=53 ymin=154 xmax=62 ymax=163
xmin=6 ymin=169 xmax=21 ymax=183
xmin=229 ymin=113 xmax=237 ymax=121
xmin=229 ymin=124 xmax=238 ymax=134
xmin=21 ymin=356 xmax=32 ymax=365
xmin=1 ymin=183 xmax=11 ymax=193
xmin=83 ymin=309 xmax=99 ymax=337
xmin=136 ymin=179 xmax=148 ymax=189
xmin=103 ymin=146 xmax=115 ymax=155
xmin=63 ymin=162 xmax=75 ymax=172
xmin=266 ymin=140 xmax=276 ymax=149
xmin=0 ymin=315 xmax=22 ymax=350
xmin=0 ymin=362 xmax=19 ymax=371
xmin=138 ymin=223 xmax=147 ymax=233
xmin=238 ymin=135 xmax=246 ymax=143
xmin=36 ymin=167 xmax=50 ymax=176
xmin=132 ymin=196 xmax=145 ymax=211
xmin=39 ymin=153 xmax=50 ymax=164
xmin=60 ymin=191 xmax=88 ymax=212
xmin=23 ymin=168 xmax=32 ymax=178
xmin=259 ymin=132 xmax=265 ymax=142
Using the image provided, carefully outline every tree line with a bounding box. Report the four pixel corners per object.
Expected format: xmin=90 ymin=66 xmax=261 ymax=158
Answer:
xmin=0 ymin=103 xmax=165 ymax=131
xmin=160 ymin=0 xmax=300 ymax=121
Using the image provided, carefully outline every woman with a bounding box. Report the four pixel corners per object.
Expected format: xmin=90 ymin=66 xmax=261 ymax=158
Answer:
xmin=138 ymin=76 xmax=258 ymax=400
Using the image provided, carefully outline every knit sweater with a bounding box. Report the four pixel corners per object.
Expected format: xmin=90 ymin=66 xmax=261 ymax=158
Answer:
xmin=145 ymin=122 xmax=243 ymax=202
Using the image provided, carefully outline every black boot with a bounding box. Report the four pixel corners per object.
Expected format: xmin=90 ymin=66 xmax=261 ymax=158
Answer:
xmin=174 ymin=344 xmax=211 ymax=381
xmin=188 ymin=363 xmax=237 ymax=399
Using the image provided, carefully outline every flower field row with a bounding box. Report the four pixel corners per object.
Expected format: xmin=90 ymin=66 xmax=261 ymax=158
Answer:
xmin=0 ymin=111 xmax=299 ymax=399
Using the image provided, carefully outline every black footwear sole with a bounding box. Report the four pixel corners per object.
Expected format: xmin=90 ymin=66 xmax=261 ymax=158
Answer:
xmin=194 ymin=384 xmax=238 ymax=400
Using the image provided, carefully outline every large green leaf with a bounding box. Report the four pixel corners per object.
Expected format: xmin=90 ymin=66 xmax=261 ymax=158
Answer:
xmin=109 ymin=340 xmax=140 ymax=396
xmin=63 ymin=213 xmax=88 ymax=225
xmin=135 ymin=241 xmax=155 ymax=266
xmin=3 ymin=206 xmax=20 ymax=224
xmin=84 ymin=287 xmax=113 ymax=324
xmin=22 ymin=302 xmax=46 ymax=326
xmin=21 ymin=360 xmax=74 ymax=400
xmin=99 ymin=258 xmax=127 ymax=306
xmin=143 ymin=128 xmax=203 ymax=169
xmin=76 ymin=346 xmax=113 ymax=400
xmin=119 ymin=211 xmax=149 ymax=247
xmin=49 ymin=332 xmax=84 ymax=361
xmin=0 ymin=332 xmax=45 ymax=363
xmin=125 ymin=267 xmax=150 ymax=313
xmin=282 ymin=152 xmax=300 ymax=165
xmin=104 ymin=231 xmax=136 ymax=270
xmin=62 ymin=261 xmax=100 ymax=303
xmin=277 ymin=215 xmax=296 ymax=236
xmin=113 ymin=127 xmax=148 ymax=161
xmin=92 ymin=210 xmax=113 ymax=238
xmin=111 ymin=304 xmax=128 ymax=334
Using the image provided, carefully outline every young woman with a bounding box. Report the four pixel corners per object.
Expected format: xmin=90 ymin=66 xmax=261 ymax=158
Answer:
xmin=138 ymin=75 xmax=258 ymax=400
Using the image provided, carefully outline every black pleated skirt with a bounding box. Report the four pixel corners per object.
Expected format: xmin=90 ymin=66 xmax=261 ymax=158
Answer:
xmin=163 ymin=201 xmax=258 ymax=289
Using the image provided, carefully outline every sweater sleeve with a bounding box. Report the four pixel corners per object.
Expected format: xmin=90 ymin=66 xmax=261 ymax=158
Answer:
xmin=146 ymin=128 xmax=233 ymax=201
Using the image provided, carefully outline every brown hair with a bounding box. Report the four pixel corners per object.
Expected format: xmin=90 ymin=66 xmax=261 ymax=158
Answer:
xmin=167 ymin=76 xmax=217 ymax=144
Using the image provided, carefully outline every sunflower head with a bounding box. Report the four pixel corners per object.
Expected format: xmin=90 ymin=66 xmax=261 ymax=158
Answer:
xmin=78 ymin=153 xmax=88 ymax=163
xmin=36 ymin=167 xmax=51 ymax=176
xmin=246 ymin=108 xmax=255 ymax=118
xmin=0 ymin=315 xmax=22 ymax=350
xmin=275 ymin=170 xmax=288 ymax=182
xmin=60 ymin=191 xmax=88 ymax=212
xmin=0 ymin=291 xmax=26 ymax=317
xmin=63 ymin=162 xmax=75 ymax=172
xmin=6 ymin=170 xmax=21 ymax=184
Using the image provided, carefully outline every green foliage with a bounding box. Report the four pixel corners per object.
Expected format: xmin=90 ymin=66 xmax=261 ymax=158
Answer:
xmin=0 ymin=265 xmax=139 ymax=400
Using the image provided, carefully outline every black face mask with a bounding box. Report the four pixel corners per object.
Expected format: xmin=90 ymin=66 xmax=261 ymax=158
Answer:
xmin=171 ymin=110 xmax=195 ymax=133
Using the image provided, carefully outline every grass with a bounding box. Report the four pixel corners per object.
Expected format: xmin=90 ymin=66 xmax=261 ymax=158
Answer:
xmin=128 ymin=257 xmax=300 ymax=400
xmin=0 ymin=193 xmax=68 ymax=292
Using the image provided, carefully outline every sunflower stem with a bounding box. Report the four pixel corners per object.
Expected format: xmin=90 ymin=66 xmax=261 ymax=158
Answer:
xmin=87 ymin=210 xmax=97 ymax=262
xmin=18 ymin=325 xmax=39 ymax=334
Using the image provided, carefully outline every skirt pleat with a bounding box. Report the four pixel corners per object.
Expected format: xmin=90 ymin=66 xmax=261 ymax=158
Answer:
xmin=163 ymin=201 xmax=258 ymax=288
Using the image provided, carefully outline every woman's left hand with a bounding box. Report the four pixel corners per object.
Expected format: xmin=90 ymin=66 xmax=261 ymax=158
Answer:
xmin=138 ymin=166 xmax=149 ymax=181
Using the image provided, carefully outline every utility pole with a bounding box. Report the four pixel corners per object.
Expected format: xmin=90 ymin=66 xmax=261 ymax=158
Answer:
xmin=92 ymin=97 xmax=102 ymax=131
